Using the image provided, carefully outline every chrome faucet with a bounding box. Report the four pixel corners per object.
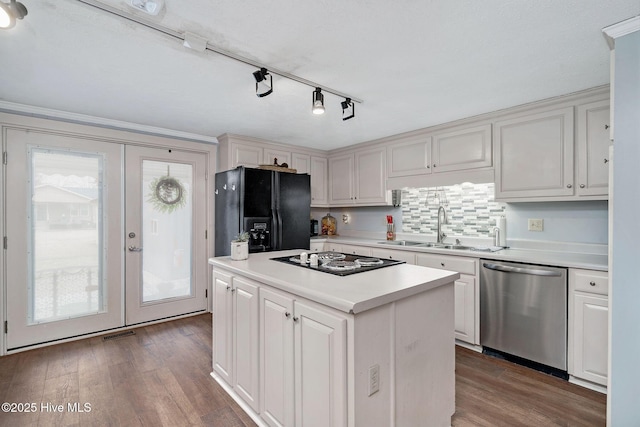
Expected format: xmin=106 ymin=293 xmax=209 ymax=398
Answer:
xmin=437 ymin=205 xmax=447 ymax=243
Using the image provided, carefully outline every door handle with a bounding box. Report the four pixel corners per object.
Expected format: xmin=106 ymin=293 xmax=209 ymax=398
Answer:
xmin=128 ymin=246 xmax=143 ymax=252
xmin=482 ymin=262 xmax=562 ymax=277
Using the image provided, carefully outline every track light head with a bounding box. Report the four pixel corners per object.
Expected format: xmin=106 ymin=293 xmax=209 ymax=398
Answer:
xmin=253 ymin=67 xmax=273 ymax=97
xmin=0 ymin=0 xmax=28 ymax=30
xmin=312 ymin=87 xmax=325 ymax=115
xmin=341 ymin=98 xmax=355 ymax=121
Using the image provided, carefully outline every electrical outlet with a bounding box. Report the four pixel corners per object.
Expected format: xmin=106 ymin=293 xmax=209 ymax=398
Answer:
xmin=528 ymin=219 xmax=544 ymax=232
xmin=368 ymin=364 xmax=380 ymax=396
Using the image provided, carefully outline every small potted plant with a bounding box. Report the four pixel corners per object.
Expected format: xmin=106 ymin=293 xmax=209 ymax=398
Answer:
xmin=230 ymin=231 xmax=250 ymax=260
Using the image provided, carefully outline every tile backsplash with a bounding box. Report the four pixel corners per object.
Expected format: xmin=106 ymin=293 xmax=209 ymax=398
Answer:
xmin=401 ymin=183 xmax=506 ymax=237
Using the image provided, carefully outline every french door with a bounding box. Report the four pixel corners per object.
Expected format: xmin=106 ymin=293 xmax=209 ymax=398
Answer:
xmin=124 ymin=145 xmax=207 ymax=325
xmin=4 ymin=130 xmax=207 ymax=350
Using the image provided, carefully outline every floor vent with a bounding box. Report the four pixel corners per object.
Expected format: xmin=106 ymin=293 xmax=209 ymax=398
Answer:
xmin=102 ymin=330 xmax=136 ymax=341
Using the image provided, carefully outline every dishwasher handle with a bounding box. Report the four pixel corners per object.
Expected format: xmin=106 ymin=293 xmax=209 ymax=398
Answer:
xmin=482 ymin=262 xmax=562 ymax=277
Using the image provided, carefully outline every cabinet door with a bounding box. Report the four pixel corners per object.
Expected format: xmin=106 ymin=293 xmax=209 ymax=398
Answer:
xmin=340 ymin=244 xmax=372 ymax=256
xmin=328 ymin=154 xmax=354 ymax=205
xmin=264 ymin=148 xmax=291 ymax=167
xmin=355 ymin=147 xmax=389 ymax=205
xmin=294 ymin=301 xmax=347 ymax=427
xmin=494 ymin=107 xmax=574 ymax=199
xmin=231 ymin=142 xmax=263 ymax=168
xmin=387 ymin=136 xmax=432 ymax=177
xmin=572 ymin=294 xmax=608 ymax=385
xmin=577 ymin=100 xmax=610 ymax=197
xmin=310 ymin=156 xmax=328 ymax=206
xmin=432 ymin=124 xmax=492 ymax=173
xmin=213 ymin=271 xmax=233 ymax=384
xmin=453 ymin=275 xmax=476 ymax=344
xmin=260 ymin=287 xmax=295 ymax=427
xmin=232 ymin=277 xmax=260 ymax=412
xmin=291 ymin=152 xmax=311 ymax=174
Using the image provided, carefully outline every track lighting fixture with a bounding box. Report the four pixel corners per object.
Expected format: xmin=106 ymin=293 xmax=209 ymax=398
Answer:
xmin=253 ymin=67 xmax=273 ymax=97
xmin=341 ymin=98 xmax=355 ymax=121
xmin=0 ymin=0 xmax=28 ymax=30
xmin=312 ymin=88 xmax=325 ymax=115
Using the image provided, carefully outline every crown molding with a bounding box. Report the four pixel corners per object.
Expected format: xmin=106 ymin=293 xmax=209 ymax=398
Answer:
xmin=0 ymin=100 xmax=218 ymax=144
xmin=603 ymin=15 xmax=640 ymax=50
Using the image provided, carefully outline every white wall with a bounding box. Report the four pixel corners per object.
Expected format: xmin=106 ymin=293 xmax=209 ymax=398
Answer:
xmin=609 ymin=28 xmax=640 ymax=425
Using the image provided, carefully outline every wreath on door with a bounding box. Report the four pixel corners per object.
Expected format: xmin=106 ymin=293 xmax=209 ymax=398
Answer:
xmin=147 ymin=167 xmax=187 ymax=213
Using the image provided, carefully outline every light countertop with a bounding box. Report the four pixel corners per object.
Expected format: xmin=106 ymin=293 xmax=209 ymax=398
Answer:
xmin=312 ymin=236 xmax=608 ymax=271
xmin=209 ymin=250 xmax=460 ymax=314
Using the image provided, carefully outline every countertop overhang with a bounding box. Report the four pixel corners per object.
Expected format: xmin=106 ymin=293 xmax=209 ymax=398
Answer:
xmin=209 ymin=250 xmax=460 ymax=314
xmin=312 ymin=237 xmax=608 ymax=271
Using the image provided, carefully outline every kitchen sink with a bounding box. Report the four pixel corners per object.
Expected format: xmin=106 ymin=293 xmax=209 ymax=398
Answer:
xmin=435 ymin=244 xmax=472 ymax=250
xmin=377 ymin=240 xmax=426 ymax=246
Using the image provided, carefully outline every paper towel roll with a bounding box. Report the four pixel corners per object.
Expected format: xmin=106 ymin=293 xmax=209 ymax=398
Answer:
xmin=498 ymin=216 xmax=507 ymax=247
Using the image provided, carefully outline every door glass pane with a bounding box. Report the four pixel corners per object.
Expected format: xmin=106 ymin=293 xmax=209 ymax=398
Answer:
xmin=142 ymin=160 xmax=193 ymax=302
xmin=29 ymin=148 xmax=105 ymax=323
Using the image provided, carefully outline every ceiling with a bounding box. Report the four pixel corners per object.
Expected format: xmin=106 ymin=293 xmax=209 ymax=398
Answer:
xmin=1 ymin=0 xmax=638 ymax=150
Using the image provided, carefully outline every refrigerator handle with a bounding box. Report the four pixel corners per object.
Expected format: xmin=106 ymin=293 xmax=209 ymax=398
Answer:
xmin=271 ymin=171 xmax=280 ymax=250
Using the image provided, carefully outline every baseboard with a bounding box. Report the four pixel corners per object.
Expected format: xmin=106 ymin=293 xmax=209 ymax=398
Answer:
xmin=455 ymin=340 xmax=483 ymax=353
xmin=569 ymin=375 xmax=608 ymax=394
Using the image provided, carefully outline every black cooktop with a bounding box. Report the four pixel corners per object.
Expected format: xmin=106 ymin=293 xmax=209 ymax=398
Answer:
xmin=271 ymin=252 xmax=405 ymax=277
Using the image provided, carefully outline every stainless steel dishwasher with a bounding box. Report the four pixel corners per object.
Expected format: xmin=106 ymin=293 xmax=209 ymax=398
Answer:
xmin=480 ymin=260 xmax=567 ymax=371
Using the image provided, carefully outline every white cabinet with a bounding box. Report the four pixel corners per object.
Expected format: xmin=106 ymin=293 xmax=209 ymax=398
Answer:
xmin=230 ymin=141 xmax=263 ymax=168
xmin=291 ymin=152 xmax=310 ymax=173
xmin=260 ymin=287 xmax=347 ymax=427
xmin=309 ymin=240 xmax=325 ymax=253
xmin=576 ymin=100 xmax=611 ymax=197
xmin=494 ymin=107 xmax=575 ymax=200
xmin=340 ymin=244 xmax=372 ymax=256
xmin=328 ymin=154 xmax=355 ymax=205
xmin=431 ymin=124 xmax=492 ymax=173
xmin=329 ymin=147 xmax=390 ymax=206
xmin=387 ymin=135 xmax=432 ymax=177
xmin=415 ymin=253 xmax=479 ymax=345
xmin=213 ymin=271 xmax=260 ymax=411
xmin=569 ymin=269 xmax=609 ymax=388
xmin=310 ymin=156 xmax=328 ymax=206
xmin=264 ymin=148 xmax=292 ymax=167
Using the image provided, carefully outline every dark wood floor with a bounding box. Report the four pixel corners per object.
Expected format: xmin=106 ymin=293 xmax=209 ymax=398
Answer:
xmin=0 ymin=313 xmax=606 ymax=426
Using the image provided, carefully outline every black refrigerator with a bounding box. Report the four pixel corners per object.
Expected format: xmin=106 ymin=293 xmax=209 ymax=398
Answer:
xmin=214 ymin=166 xmax=311 ymax=256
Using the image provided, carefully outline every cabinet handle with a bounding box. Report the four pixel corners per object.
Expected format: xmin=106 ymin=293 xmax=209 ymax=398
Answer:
xmin=427 ymin=165 xmax=430 ymax=169
xmin=604 ymin=158 xmax=609 ymax=164
xmin=230 ymin=289 xmax=236 ymax=293
xmin=590 ymin=281 xmax=596 ymax=286
xmin=433 ymin=164 xmax=437 ymax=168
xmin=580 ymin=184 xmax=585 ymax=188
xmin=226 ymin=286 xmax=231 ymax=291
xmin=605 ymin=124 xmax=610 ymax=130
xmin=293 ymin=316 xmax=299 ymax=322
xmin=441 ymin=262 xmax=445 ymax=267
xmin=567 ymin=184 xmax=572 ymax=189
xmin=285 ymin=312 xmax=291 ymax=318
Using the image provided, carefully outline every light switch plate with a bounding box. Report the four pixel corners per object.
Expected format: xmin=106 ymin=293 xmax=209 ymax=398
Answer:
xmin=528 ymin=219 xmax=544 ymax=232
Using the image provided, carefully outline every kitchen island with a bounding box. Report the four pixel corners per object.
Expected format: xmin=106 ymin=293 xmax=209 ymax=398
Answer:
xmin=209 ymin=250 xmax=459 ymax=427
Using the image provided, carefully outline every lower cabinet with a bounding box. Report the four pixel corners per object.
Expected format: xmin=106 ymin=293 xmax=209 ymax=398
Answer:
xmin=416 ymin=253 xmax=479 ymax=345
xmin=260 ymin=287 xmax=348 ymax=427
xmin=569 ymin=269 xmax=609 ymax=387
xmin=213 ymin=271 xmax=260 ymax=411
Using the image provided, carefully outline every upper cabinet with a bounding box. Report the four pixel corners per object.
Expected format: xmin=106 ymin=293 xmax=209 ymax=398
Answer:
xmin=217 ymin=134 xmax=329 ymax=207
xmin=576 ymin=100 xmax=611 ymax=197
xmin=494 ymin=94 xmax=610 ymax=202
xmin=432 ymin=124 xmax=492 ymax=173
xmin=387 ymin=135 xmax=432 ymax=177
xmin=310 ymin=156 xmax=328 ymax=206
xmin=329 ymin=146 xmax=391 ymax=206
xmin=494 ymin=107 xmax=575 ymax=200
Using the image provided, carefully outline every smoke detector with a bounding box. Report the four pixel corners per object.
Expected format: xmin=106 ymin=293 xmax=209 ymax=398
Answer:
xmin=129 ymin=0 xmax=164 ymax=15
